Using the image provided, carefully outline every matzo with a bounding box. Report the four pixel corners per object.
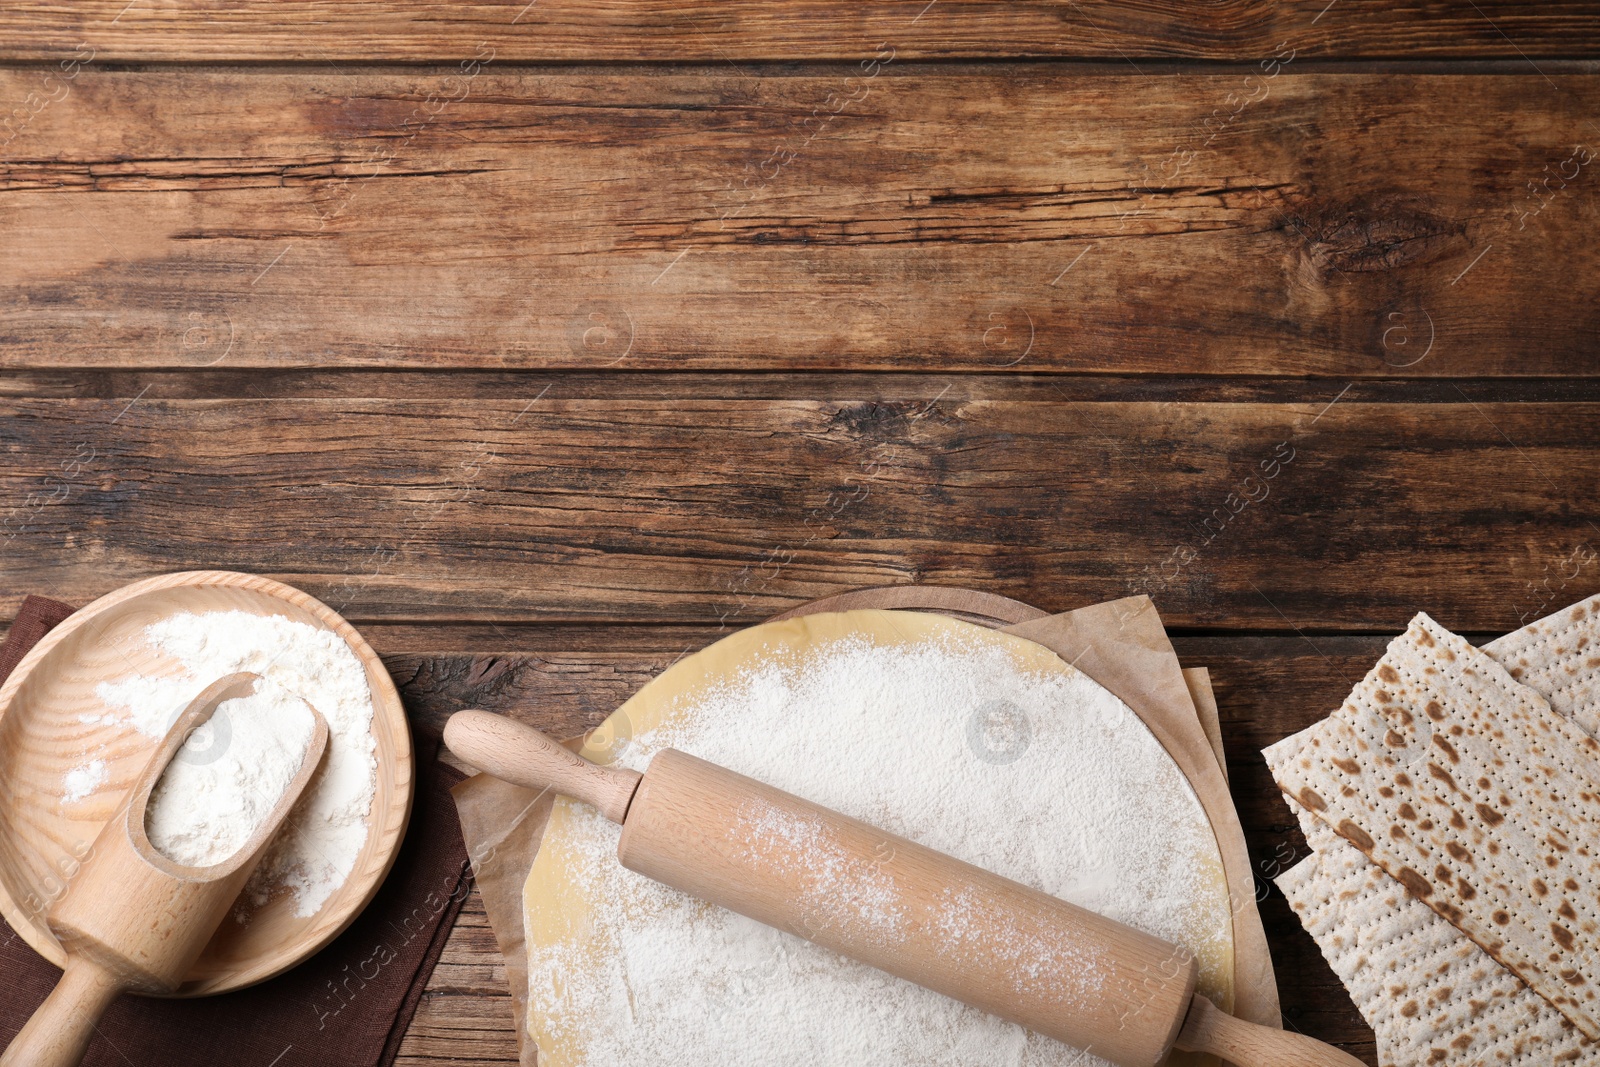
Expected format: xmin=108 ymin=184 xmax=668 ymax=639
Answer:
xmin=1486 ymin=595 xmax=1600 ymax=737
xmin=1266 ymin=612 xmax=1600 ymax=1039
xmin=1269 ymin=595 xmax=1600 ymax=1065
xmin=1273 ymin=598 xmax=1600 ymax=1062
xmin=1279 ymin=824 xmax=1598 ymax=1066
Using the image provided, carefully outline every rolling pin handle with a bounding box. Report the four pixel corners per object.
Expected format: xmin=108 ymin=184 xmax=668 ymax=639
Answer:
xmin=1173 ymin=993 xmax=1367 ymax=1067
xmin=444 ymin=710 xmax=642 ymax=823
xmin=0 ymin=956 xmax=124 ymax=1067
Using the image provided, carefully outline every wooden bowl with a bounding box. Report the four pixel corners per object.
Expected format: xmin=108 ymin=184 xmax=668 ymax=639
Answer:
xmin=0 ymin=570 xmax=413 ymax=995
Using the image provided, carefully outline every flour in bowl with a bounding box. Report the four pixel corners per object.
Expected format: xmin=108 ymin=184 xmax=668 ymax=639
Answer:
xmin=95 ymin=610 xmax=378 ymax=917
xmin=145 ymin=679 xmax=317 ymax=868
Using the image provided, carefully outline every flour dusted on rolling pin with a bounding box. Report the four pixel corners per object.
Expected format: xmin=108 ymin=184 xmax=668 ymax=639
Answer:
xmin=527 ymin=631 xmax=1229 ymax=1067
xmin=90 ymin=611 xmax=377 ymax=917
xmin=145 ymin=681 xmax=317 ymax=867
xmin=734 ymin=798 xmax=915 ymax=947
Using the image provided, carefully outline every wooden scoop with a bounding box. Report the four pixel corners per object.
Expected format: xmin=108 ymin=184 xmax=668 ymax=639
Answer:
xmin=1 ymin=672 xmax=328 ymax=1067
xmin=445 ymin=709 xmax=1363 ymax=1067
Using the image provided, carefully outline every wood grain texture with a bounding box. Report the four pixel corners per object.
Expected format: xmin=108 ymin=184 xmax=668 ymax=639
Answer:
xmin=2 ymin=2 xmax=1600 ymax=62
xmin=3 ymin=395 xmax=1598 ymax=633
xmin=394 ymin=889 xmax=520 ymax=1065
xmin=2 ymin=7 xmax=1591 ymax=1059
xmin=3 ymin=69 xmax=1598 ymax=375
xmin=386 ymin=634 xmax=1390 ymax=1065
xmin=12 ymin=371 xmax=1600 ymax=405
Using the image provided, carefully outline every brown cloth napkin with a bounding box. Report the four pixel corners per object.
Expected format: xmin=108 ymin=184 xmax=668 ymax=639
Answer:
xmin=0 ymin=595 xmax=470 ymax=1067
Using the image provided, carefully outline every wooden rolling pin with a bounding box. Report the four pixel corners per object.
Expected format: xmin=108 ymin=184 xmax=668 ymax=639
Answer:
xmin=445 ymin=710 xmax=1363 ymax=1067
xmin=1 ymin=673 xmax=329 ymax=1067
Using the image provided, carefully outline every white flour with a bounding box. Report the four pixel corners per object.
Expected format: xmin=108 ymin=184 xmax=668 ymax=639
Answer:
xmin=93 ymin=610 xmax=378 ymax=917
xmin=61 ymin=759 xmax=106 ymax=804
xmin=528 ymin=630 xmax=1228 ymax=1067
xmin=734 ymin=796 xmax=910 ymax=946
xmin=145 ymin=680 xmax=316 ymax=868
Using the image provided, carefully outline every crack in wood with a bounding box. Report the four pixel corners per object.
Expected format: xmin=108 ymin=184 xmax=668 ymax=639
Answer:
xmin=624 ymin=182 xmax=1304 ymax=248
xmin=917 ymin=181 xmax=1299 ymax=207
xmin=0 ymin=157 xmax=497 ymax=191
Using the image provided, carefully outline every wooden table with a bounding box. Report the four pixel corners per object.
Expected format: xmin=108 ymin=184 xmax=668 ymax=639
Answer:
xmin=5 ymin=4 xmax=1600 ymax=1063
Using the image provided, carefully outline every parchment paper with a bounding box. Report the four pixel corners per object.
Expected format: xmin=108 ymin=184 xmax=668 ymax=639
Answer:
xmin=451 ymin=591 xmax=1276 ymax=1064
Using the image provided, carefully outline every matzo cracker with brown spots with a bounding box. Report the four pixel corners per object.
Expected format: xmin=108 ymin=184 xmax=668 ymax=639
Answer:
xmin=1268 ymin=595 xmax=1600 ymax=1066
xmin=1266 ymin=612 xmax=1600 ymax=1039
xmin=1279 ymin=824 xmax=1598 ymax=1066
xmin=1486 ymin=594 xmax=1600 ymax=737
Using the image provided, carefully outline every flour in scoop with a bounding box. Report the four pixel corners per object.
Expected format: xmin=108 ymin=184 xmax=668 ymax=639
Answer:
xmin=94 ymin=610 xmax=377 ymax=917
xmin=146 ymin=680 xmax=316 ymax=868
xmin=529 ymin=630 xmax=1230 ymax=1067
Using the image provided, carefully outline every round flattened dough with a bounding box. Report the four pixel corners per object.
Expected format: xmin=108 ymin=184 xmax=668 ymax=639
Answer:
xmin=523 ymin=610 xmax=1234 ymax=1067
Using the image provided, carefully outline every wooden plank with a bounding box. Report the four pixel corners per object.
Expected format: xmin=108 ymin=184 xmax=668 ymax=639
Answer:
xmin=10 ymin=370 xmax=1600 ymax=404
xmin=1 ymin=2 xmax=1599 ymax=63
xmin=4 ymin=395 xmax=1596 ymax=634
xmin=3 ymin=69 xmax=1598 ymax=375
xmin=391 ymin=633 xmax=1390 ymax=1064
xmin=399 ymin=891 xmax=522 ymax=1065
